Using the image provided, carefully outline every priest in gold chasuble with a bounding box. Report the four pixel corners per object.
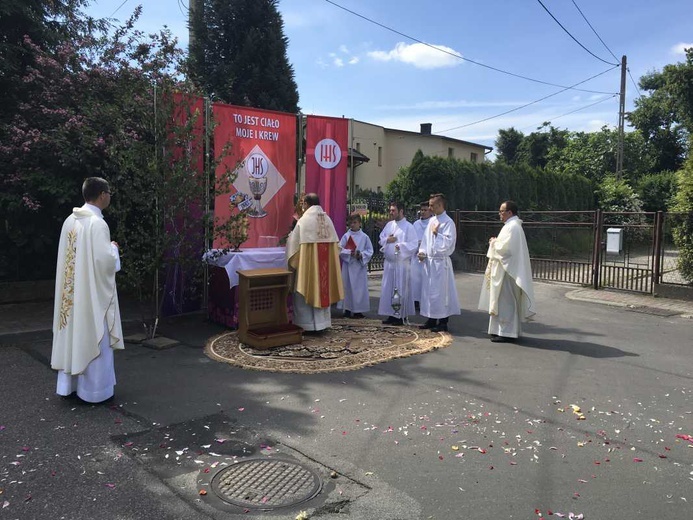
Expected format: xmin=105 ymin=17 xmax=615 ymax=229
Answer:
xmin=286 ymin=193 xmax=344 ymax=331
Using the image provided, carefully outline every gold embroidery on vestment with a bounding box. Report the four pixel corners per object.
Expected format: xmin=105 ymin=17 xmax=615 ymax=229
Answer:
xmin=58 ymin=229 xmax=77 ymax=330
xmin=316 ymin=213 xmax=330 ymax=239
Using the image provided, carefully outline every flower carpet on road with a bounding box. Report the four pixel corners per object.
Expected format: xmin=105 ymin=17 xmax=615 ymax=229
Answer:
xmin=204 ymin=318 xmax=452 ymax=373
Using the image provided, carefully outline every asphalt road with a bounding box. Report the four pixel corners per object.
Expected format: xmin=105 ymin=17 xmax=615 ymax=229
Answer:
xmin=1 ymin=273 xmax=691 ymax=519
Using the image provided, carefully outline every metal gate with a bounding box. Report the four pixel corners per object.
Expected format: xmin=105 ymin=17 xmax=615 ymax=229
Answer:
xmin=455 ymin=210 xmax=663 ymax=294
xmin=593 ymin=211 xmax=656 ymax=293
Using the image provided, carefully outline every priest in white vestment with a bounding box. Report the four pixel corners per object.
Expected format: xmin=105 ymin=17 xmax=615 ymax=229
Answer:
xmin=378 ymin=202 xmax=418 ymax=325
xmin=411 ymin=201 xmax=432 ymax=311
xmin=51 ymin=177 xmax=123 ymax=403
xmin=478 ymin=200 xmax=536 ymax=342
xmin=339 ymin=214 xmax=374 ymax=318
xmin=286 ymin=193 xmax=344 ymax=331
xmin=417 ymin=194 xmax=460 ymax=332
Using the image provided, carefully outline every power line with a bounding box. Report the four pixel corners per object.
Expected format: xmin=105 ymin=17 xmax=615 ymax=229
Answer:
xmin=536 ymin=0 xmax=618 ymax=66
xmin=570 ymin=0 xmax=619 ymax=62
xmin=519 ymin=94 xmax=618 ymax=132
xmin=109 ymin=0 xmax=130 ymax=18
xmin=178 ymin=0 xmax=189 ymax=17
xmin=323 ymin=0 xmax=616 ymax=95
xmin=627 ymin=68 xmax=642 ymax=98
xmin=438 ymin=65 xmax=618 ymax=133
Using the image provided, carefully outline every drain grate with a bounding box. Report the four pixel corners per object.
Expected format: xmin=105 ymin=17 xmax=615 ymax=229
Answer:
xmin=210 ymin=458 xmax=322 ymax=510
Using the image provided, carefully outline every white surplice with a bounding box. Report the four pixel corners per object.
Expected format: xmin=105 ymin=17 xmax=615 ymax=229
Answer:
xmin=51 ymin=203 xmax=123 ymax=402
xmin=419 ymin=211 xmax=461 ymax=319
xmin=410 ymin=217 xmax=430 ymax=303
xmin=478 ymin=215 xmax=536 ymax=338
xmin=377 ymin=218 xmax=418 ymax=319
xmin=339 ymin=229 xmax=374 ymax=313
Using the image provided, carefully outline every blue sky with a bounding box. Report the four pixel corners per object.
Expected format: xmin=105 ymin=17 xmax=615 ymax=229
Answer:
xmin=85 ymin=0 xmax=692 ymax=154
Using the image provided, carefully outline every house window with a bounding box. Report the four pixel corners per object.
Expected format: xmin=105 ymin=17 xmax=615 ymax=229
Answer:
xmin=448 ymin=147 xmax=454 ymax=158
xmin=356 ymin=142 xmax=361 ymax=152
xmin=470 ymin=152 xmax=478 ymax=163
xmin=378 ymin=146 xmax=383 ymax=167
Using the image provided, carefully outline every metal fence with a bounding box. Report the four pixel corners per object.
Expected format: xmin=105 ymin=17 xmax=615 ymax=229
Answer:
xmin=344 ymin=205 xmax=690 ymax=294
xmin=454 ymin=210 xmax=691 ymax=295
xmin=657 ymin=212 xmax=691 ymax=286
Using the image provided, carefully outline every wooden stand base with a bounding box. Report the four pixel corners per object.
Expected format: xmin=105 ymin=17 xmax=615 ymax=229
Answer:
xmin=244 ymin=323 xmax=303 ymax=350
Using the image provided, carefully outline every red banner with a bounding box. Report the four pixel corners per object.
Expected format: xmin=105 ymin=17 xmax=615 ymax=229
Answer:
xmin=305 ymin=116 xmax=349 ymax=238
xmin=212 ymin=103 xmax=297 ymax=249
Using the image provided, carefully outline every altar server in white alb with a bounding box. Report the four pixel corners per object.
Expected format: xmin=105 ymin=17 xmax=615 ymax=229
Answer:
xmin=411 ymin=201 xmax=432 ymax=312
xmin=378 ymin=201 xmax=418 ymax=325
xmin=339 ymin=214 xmax=374 ymax=318
xmin=478 ymin=200 xmax=536 ymax=342
xmin=417 ymin=193 xmax=460 ymax=332
xmin=51 ymin=177 xmax=123 ymax=402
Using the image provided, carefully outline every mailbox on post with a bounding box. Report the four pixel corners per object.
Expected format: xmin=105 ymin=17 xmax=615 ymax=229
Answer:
xmin=606 ymin=228 xmax=623 ymax=254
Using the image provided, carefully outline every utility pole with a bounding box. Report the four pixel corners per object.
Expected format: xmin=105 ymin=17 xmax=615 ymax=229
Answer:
xmin=616 ymin=55 xmax=627 ymax=177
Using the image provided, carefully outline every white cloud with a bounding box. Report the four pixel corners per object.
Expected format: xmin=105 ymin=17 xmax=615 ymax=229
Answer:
xmin=333 ymin=57 xmax=344 ymax=67
xmin=367 ymin=42 xmax=462 ymax=69
xmin=339 ymin=44 xmax=349 ymax=54
xmin=671 ymin=42 xmax=693 ymax=55
xmin=349 ymin=57 xmax=360 ymax=65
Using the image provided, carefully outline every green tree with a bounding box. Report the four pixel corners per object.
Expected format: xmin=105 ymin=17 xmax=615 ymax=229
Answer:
xmin=595 ymin=174 xmax=643 ymax=213
xmin=546 ymin=127 xmax=653 ymax=183
xmin=670 ymin=147 xmax=693 ymax=282
xmin=495 ymin=127 xmax=524 ymax=164
xmin=188 ymin=0 xmax=299 ymax=111
xmin=0 ymin=1 xmax=105 ymax=142
xmin=387 ymin=150 xmax=457 ymax=208
xmin=628 ymin=48 xmax=693 ymax=173
xmin=636 ymin=171 xmax=677 ymax=212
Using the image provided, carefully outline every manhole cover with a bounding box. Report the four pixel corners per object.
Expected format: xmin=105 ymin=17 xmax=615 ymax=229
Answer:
xmin=625 ymin=306 xmax=681 ymax=317
xmin=210 ymin=458 xmax=322 ymax=510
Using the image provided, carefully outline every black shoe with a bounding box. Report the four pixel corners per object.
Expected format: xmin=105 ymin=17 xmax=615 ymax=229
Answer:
xmin=382 ymin=317 xmax=394 ymax=324
xmin=419 ymin=319 xmax=437 ymax=330
xmin=490 ymin=335 xmax=514 ymax=343
xmin=344 ymin=310 xmax=352 ymax=318
xmin=431 ymin=323 xmax=448 ymax=332
xmin=352 ymin=313 xmax=365 ymax=319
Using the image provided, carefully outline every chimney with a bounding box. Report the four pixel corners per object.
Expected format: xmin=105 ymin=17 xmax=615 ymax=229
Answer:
xmin=420 ymin=123 xmax=432 ymax=135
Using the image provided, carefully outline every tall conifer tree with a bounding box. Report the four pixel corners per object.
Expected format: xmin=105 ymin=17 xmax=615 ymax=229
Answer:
xmin=188 ymin=0 xmax=299 ymax=112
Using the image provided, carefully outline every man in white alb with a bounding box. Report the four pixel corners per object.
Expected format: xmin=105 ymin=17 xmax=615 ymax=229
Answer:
xmin=417 ymin=193 xmax=460 ymax=332
xmin=411 ymin=201 xmax=431 ymax=312
xmin=51 ymin=177 xmax=123 ymax=402
xmin=478 ymin=200 xmax=536 ymax=342
xmin=378 ymin=201 xmax=418 ymax=325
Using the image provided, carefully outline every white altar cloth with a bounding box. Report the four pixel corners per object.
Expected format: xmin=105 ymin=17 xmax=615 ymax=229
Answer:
xmin=203 ymin=247 xmax=287 ymax=288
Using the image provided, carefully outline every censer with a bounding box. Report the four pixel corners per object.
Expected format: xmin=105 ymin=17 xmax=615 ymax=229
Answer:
xmin=391 ymin=246 xmax=402 ymax=318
